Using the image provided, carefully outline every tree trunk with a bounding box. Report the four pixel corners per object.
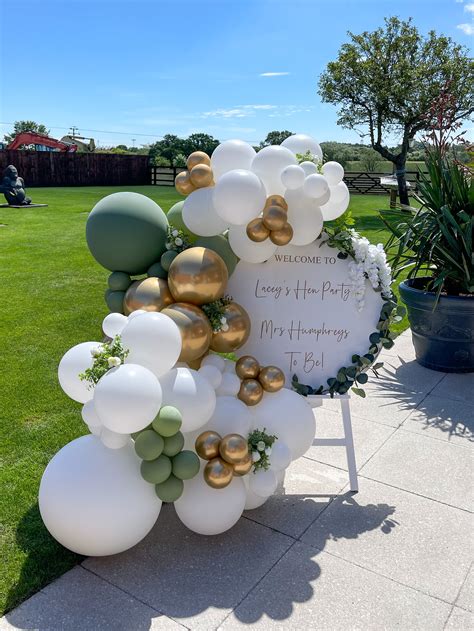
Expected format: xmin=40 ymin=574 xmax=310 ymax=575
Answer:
xmin=395 ymin=158 xmax=409 ymax=206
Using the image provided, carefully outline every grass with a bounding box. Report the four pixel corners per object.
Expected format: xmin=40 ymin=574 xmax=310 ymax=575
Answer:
xmin=345 ymin=160 xmax=427 ymax=173
xmin=0 ymin=186 xmax=409 ymax=614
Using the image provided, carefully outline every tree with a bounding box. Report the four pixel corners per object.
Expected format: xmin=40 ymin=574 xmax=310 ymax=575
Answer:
xmin=4 ymin=120 xmax=49 ymax=144
xmin=260 ymin=130 xmax=293 ymax=147
xmin=360 ymin=147 xmax=380 ymax=172
xmin=183 ymin=133 xmax=219 ymax=157
xmin=149 ymin=134 xmax=186 ymax=167
xmin=318 ymin=17 xmax=474 ymax=204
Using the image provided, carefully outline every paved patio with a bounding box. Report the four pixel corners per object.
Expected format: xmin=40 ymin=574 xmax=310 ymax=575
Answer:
xmin=1 ymin=330 xmax=473 ymax=630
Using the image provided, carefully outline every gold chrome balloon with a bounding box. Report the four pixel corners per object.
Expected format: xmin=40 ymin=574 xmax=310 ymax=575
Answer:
xmin=232 ymin=453 xmax=253 ymax=476
xmin=123 ymin=277 xmax=174 ymax=315
xmin=186 ymin=151 xmax=211 ymax=170
xmin=246 ymin=218 xmax=270 ymax=243
xmin=190 ymin=164 xmax=214 ymax=188
xmin=270 ymin=222 xmax=294 ymax=246
xmin=161 ymin=302 xmax=212 ymax=362
xmin=167 ymin=247 xmax=228 ymax=306
xmin=238 ymin=379 xmax=264 ymax=406
xmin=219 ymin=433 xmax=249 ymax=464
xmin=187 ymin=355 xmax=205 ymax=370
xmin=195 ymin=431 xmax=222 ymax=460
xmin=264 ymin=195 xmax=288 ymax=211
xmin=236 ymin=355 xmax=260 ymax=379
xmin=259 ymin=365 xmax=286 ymax=392
xmin=210 ymin=302 xmax=251 ymax=353
xmin=262 ymin=205 xmax=287 ymax=231
xmin=175 ymin=170 xmax=195 ymax=196
xmin=204 ymin=457 xmax=234 ymax=489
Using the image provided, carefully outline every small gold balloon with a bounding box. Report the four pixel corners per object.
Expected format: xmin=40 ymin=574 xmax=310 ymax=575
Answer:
xmin=264 ymin=195 xmax=288 ymax=211
xmin=259 ymin=365 xmax=286 ymax=392
xmin=210 ymin=302 xmax=251 ymax=353
xmin=190 ymin=163 xmax=214 ymax=188
xmin=187 ymin=355 xmax=205 ymax=370
xmin=204 ymin=457 xmax=234 ymax=489
xmin=175 ymin=170 xmax=195 ymax=196
xmin=123 ymin=277 xmax=174 ymax=315
xmin=161 ymin=302 xmax=212 ymax=362
xmin=236 ymin=355 xmax=260 ymax=379
xmin=168 ymin=247 xmax=228 ymax=306
xmin=238 ymin=379 xmax=264 ymax=406
xmin=186 ymin=151 xmax=211 ymax=170
xmin=262 ymin=205 xmax=288 ymax=231
xmin=195 ymin=431 xmax=222 ymax=460
xmin=219 ymin=433 xmax=249 ymax=464
xmin=246 ymin=218 xmax=270 ymax=243
xmin=270 ymin=222 xmax=294 ymax=246
xmin=232 ymin=453 xmax=253 ymax=476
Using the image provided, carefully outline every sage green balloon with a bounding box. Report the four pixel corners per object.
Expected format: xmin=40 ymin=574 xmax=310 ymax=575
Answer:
xmin=160 ymin=250 xmax=178 ymax=272
xmin=152 ymin=406 xmax=182 ymax=437
xmin=195 ymin=235 xmax=239 ymax=276
xmin=134 ymin=430 xmax=164 ymax=461
xmin=86 ymin=192 xmax=169 ymax=274
xmin=108 ymin=271 xmax=132 ymax=291
xmin=172 ymin=450 xmax=200 ymax=480
xmin=162 ymin=432 xmax=185 ymax=457
xmin=140 ymin=455 xmax=172 ymax=484
xmin=147 ymin=261 xmax=167 ymax=279
xmin=167 ymin=200 xmax=197 ymax=242
xmin=155 ymin=475 xmax=184 ymax=502
xmin=105 ymin=289 xmax=125 ymax=313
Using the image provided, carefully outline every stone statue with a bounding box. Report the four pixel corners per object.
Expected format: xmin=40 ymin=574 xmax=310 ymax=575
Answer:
xmin=0 ymin=165 xmax=32 ymax=205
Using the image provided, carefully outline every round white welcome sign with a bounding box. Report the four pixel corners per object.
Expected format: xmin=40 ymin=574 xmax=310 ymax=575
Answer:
xmin=227 ymin=241 xmax=384 ymax=388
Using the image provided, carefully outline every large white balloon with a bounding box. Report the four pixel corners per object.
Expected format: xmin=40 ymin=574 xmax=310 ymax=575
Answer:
xmin=285 ymin=188 xmax=324 ymax=246
xmin=320 ymin=181 xmax=350 ymax=221
xmin=269 ymin=441 xmax=292 ymax=471
xmin=213 ymin=169 xmax=266 ymax=226
xmin=121 ymin=312 xmax=182 ymax=378
xmin=303 ymin=174 xmax=329 ymax=200
xmin=211 ymin=140 xmax=257 ymax=181
xmin=159 ymin=367 xmax=216 ymax=432
xmin=182 ymin=187 xmax=228 ymax=237
xmin=102 ymin=313 xmax=127 ymax=339
xmin=201 ymin=354 xmax=226 ymax=372
xmin=252 ymin=389 xmax=316 ymax=459
xmin=204 ymin=396 xmax=252 ymax=436
xmin=198 ymin=365 xmax=223 ymax=390
xmin=215 ymin=372 xmax=241 ymax=396
xmin=322 ymin=161 xmax=344 ymax=186
xmin=175 ymin=469 xmax=246 ymax=535
xmin=94 ymin=364 xmax=162 ymax=434
xmin=228 ymin=224 xmax=277 ymax=263
xmin=39 ymin=435 xmax=161 ymax=556
xmin=244 ymin=476 xmax=269 ymax=510
xmin=58 ymin=341 xmax=101 ymax=404
xmin=281 ymin=134 xmax=323 ymax=160
xmin=280 ymin=164 xmax=305 ymax=190
xmin=100 ymin=427 xmax=129 ymax=450
xmin=81 ymin=400 xmax=102 ymax=435
xmin=251 ymin=145 xmax=297 ymax=196
xmin=249 ymin=469 xmax=278 ymax=498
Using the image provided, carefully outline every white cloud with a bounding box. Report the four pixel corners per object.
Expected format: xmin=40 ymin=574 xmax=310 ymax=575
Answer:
xmin=456 ymin=0 xmax=464 ymax=3
xmin=259 ymin=72 xmax=290 ymax=77
xmin=202 ymin=105 xmax=277 ymax=119
xmin=457 ymin=22 xmax=474 ymax=34
xmin=464 ymin=2 xmax=474 ymax=10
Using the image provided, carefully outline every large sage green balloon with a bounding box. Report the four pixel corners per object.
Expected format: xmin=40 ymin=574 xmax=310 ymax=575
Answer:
xmin=195 ymin=235 xmax=239 ymax=276
xmin=134 ymin=430 xmax=164 ymax=461
xmin=87 ymin=192 xmax=169 ymax=274
xmin=141 ymin=455 xmax=172 ymax=484
xmin=167 ymin=201 xmax=197 ymax=242
xmin=155 ymin=475 xmax=183 ymax=502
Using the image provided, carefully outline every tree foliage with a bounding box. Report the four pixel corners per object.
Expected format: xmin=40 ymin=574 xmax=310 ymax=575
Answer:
xmin=260 ymin=130 xmax=293 ymax=147
xmin=4 ymin=120 xmax=49 ymax=144
xmin=149 ymin=133 xmax=219 ymax=166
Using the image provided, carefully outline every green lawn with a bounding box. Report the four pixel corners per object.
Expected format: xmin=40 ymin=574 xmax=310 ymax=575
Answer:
xmin=0 ymin=186 xmax=408 ymax=614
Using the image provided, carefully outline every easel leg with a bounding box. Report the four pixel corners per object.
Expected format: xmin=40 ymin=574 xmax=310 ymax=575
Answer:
xmin=340 ymin=398 xmax=358 ymax=492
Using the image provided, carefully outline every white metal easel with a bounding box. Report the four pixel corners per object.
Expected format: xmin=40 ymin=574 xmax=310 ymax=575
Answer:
xmin=308 ymin=393 xmax=358 ymax=492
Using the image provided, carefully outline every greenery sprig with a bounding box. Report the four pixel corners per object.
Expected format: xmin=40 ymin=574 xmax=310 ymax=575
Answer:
xmin=165 ymin=225 xmax=191 ymax=253
xmin=79 ymin=336 xmax=129 ymax=388
xmin=201 ymin=296 xmax=232 ymax=332
xmin=296 ymin=151 xmax=323 ymax=172
xmin=248 ymin=428 xmax=277 ymax=471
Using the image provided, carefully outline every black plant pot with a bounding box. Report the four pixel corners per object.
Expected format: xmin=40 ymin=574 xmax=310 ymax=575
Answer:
xmin=399 ymin=278 xmax=474 ymax=373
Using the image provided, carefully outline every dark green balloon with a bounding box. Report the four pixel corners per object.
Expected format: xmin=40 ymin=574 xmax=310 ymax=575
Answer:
xmin=105 ymin=289 xmax=125 ymax=313
xmin=108 ymin=271 xmax=132 ymax=291
xmin=172 ymin=450 xmax=200 ymax=480
xmin=162 ymin=432 xmax=185 ymax=457
xmin=86 ymin=192 xmax=169 ymax=274
xmin=147 ymin=261 xmax=167 ymax=279
xmin=140 ymin=455 xmax=172 ymax=484
xmin=167 ymin=200 xmax=197 ymax=242
xmin=152 ymin=406 xmax=182 ymax=437
xmin=195 ymin=235 xmax=239 ymax=276
xmin=155 ymin=474 xmax=184 ymax=502
xmin=160 ymin=250 xmax=178 ymax=272
xmin=134 ymin=430 xmax=164 ymax=461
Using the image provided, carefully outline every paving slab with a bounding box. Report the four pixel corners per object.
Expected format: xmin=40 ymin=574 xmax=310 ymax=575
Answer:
xmin=360 ymin=430 xmax=474 ymax=511
xmin=220 ymin=541 xmax=451 ymax=630
xmin=432 ymin=373 xmax=474 ymax=404
xmin=301 ymin=478 xmax=473 ymax=603
xmin=381 ymin=330 xmax=417 ymax=359
xmin=456 ymin=565 xmax=474 ymax=612
xmin=0 ymin=566 xmax=183 ymax=631
xmin=445 ymin=606 xmax=474 ymax=629
xmin=375 ymin=354 xmax=446 ymax=394
xmin=84 ymin=505 xmax=293 ymax=630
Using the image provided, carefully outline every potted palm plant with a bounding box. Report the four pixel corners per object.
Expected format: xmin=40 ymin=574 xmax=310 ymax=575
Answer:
xmin=382 ymin=90 xmax=474 ymax=372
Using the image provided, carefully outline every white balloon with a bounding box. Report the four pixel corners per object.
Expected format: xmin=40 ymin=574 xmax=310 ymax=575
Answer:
xmin=94 ymin=364 xmax=162 ymax=434
xmin=58 ymin=342 xmax=101 ymax=404
xmin=198 ymin=365 xmax=223 ymax=390
xmin=281 ymin=134 xmax=323 ymax=160
xmin=175 ymin=469 xmax=246 ymax=535
xmin=249 ymin=469 xmax=278 ymax=498
xmin=281 ymin=164 xmax=305 ymax=190
xmin=322 ymin=161 xmax=344 ymax=186
xmin=251 ymin=145 xmax=297 ymax=196
xmin=182 ymin=428 xmax=201 ymax=452
xmin=300 ymin=161 xmax=318 ymax=176
xmin=159 ymin=367 xmax=216 ymax=432
xmin=201 ymin=354 xmax=226 ymax=372
xmin=215 ymin=372 xmax=241 ymax=396
xmin=102 ymin=313 xmax=127 ymax=339
xmin=269 ymin=441 xmax=292 ymax=471
xmin=182 ymin=187 xmax=228 ymax=237
xmin=285 ymin=188 xmax=324 ymax=246
xmin=223 ymin=359 xmax=237 ymax=374
xmin=244 ymin=476 xmax=269 ymax=510
xmin=228 ymin=224 xmax=277 ymax=263
xmin=303 ymin=174 xmax=329 ymax=200
xmin=204 ymin=396 xmax=252 ymax=436
xmin=122 ymin=311 xmax=182 ymax=378
xmin=128 ymin=309 xmax=146 ymax=321
xmin=81 ymin=400 xmax=102 ymax=434
xmin=100 ymin=427 xmax=129 ymax=450
xmin=213 ymin=169 xmax=266 ymax=226
xmin=211 ymin=139 xmax=256 ymax=181
xmin=39 ymin=435 xmax=161 ymax=556
xmin=320 ymin=182 xmax=350 ymax=221
xmin=252 ymin=389 xmax=316 ymax=459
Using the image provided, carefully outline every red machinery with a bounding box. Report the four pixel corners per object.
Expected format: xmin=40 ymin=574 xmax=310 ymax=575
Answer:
xmin=7 ymin=131 xmax=78 ymax=152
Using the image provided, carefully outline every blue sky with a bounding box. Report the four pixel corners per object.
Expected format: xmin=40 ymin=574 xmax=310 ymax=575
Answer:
xmin=1 ymin=0 xmax=472 ymax=148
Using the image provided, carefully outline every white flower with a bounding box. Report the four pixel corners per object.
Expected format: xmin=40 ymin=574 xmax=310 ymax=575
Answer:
xmin=257 ymin=440 xmax=266 ymax=451
xmin=221 ymin=323 xmax=229 ymax=332
xmin=220 ymin=316 xmax=227 ymax=324
xmin=107 ymin=356 xmax=121 ymax=368
xmin=175 ymin=237 xmax=183 ymax=246
xmin=252 ymin=451 xmax=261 ymax=462
xmin=90 ymin=347 xmax=102 ymax=357
xmin=165 ymin=242 xmax=172 ymax=250
xmin=265 ymin=446 xmax=272 ymax=456
xmin=171 ymin=229 xmax=179 ymax=237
